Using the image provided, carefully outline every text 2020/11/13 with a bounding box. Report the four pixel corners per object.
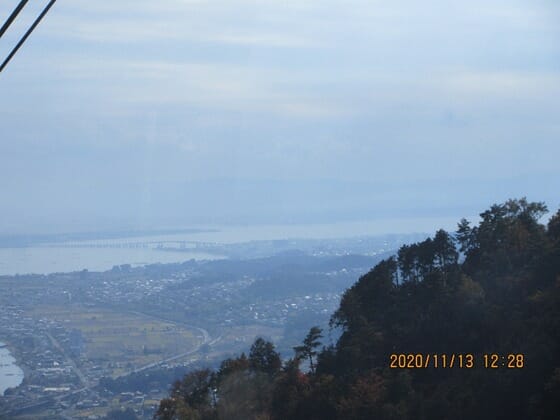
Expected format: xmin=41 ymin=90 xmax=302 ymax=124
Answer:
xmin=389 ymin=353 xmax=525 ymax=369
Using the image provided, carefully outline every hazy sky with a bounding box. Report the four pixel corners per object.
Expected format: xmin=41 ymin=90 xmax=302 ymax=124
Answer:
xmin=0 ymin=0 xmax=559 ymax=233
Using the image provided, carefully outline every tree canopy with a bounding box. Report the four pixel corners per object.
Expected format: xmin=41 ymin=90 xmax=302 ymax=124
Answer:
xmin=155 ymin=198 xmax=560 ymax=420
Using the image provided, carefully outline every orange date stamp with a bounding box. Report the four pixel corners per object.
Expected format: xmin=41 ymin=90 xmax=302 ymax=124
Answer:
xmin=389 ymin=353 xmax=525 ymax=369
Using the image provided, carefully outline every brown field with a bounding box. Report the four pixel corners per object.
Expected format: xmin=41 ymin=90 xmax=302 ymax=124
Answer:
xmin=28 ymin=305 xmax=200 ymax=376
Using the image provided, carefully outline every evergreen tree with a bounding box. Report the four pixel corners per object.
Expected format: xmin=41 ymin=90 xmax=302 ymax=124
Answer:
xmin=294 ymin=326 xmax=323 ymax=374
xmin=249 ymin=338 xmax=281 ymax=377
xmin=156 ymin=199 xmax=560 ymax=420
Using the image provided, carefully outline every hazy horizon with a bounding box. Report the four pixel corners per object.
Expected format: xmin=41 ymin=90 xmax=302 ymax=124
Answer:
xmin=1 ymin=0 xmax=558 ymax=234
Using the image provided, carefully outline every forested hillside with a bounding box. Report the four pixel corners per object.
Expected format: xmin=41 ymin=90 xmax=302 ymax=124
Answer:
xmin=155 ymin=199 xmax=560 ymax=420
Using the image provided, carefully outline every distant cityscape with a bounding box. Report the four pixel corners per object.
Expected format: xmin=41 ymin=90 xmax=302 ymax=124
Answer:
xmin=0 ymin=232 xmax=423 ymax=419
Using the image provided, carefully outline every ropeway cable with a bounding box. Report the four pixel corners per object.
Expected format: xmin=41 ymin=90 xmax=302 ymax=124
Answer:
xmin=0 ymin=0 xmax=30 ymax=39
xmin=0 ymin=0 xmax=57 ymax=74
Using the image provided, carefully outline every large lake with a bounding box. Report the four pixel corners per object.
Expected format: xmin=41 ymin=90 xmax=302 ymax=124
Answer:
xmin=0 ymin=247 xmax=222 ymax=276
xmin=0 ymin=343 xmax=24 ymax=396
xmin=0 ymin=217 xmax=459 ymax=276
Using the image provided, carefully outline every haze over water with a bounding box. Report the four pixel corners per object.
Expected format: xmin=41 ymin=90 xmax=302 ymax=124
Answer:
xmin=0 ymin=215 xmax=462 ymax=275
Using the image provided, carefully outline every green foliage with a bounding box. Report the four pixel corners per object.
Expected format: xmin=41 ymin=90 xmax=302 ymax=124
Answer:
xmin=293 ymin=326 xmax=323 ymax=373
xmin=461 ymin=198 xmax=548 ymax=275
xmin=156 ymin=199 xmax=560 ymax=420
xmin=249 ymin=338 xmax=281 ymax=377
xmin=548 ymin=210 xmax=560 ymax=243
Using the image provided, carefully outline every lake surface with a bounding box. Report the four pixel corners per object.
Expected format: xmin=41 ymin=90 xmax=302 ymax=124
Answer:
xmin=0 ymin=343 xmax=24 ymax=396
xmin=0 ymin=247 xmax=222 ymax=276
xmin=0 ymin=217 xmax=460 ymax=276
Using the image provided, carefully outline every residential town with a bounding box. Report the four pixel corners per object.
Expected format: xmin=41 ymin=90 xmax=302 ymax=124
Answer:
xmin=0 ymin=236 xmax=406 ymax=419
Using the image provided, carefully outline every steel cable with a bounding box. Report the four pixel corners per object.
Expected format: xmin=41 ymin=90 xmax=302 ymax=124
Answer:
xmin=0 ymin=0 xmax=57 ymax=73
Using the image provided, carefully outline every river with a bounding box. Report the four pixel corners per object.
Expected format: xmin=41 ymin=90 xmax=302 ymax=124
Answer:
xmin=0 ymin=342 xmax=24 ymax=396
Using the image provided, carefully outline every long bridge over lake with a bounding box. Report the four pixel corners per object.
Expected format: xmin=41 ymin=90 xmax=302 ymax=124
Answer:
xmin=40 ymin=240 xmax=220 ymax=250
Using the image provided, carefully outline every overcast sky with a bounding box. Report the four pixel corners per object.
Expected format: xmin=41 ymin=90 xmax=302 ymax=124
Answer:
xmin=0 ymin=0 xmax=559 ymax=233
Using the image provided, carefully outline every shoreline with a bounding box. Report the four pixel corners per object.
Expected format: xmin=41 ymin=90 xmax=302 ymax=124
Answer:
xmin=0 ymin=340 xmax=25 ymax=396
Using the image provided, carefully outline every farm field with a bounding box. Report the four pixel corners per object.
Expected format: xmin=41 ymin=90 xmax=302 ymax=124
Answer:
xmin=27 ymin=305 xmax=201 ymax=377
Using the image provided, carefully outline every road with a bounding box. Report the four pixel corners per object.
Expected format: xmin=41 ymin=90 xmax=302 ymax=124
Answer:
xmin=1 ymin=310 xmax=212 ymax=418
xmin=45 ymin=331 xmax=90 ymax=389
xmin=114 ymin=310 xmax=211 ymax=378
